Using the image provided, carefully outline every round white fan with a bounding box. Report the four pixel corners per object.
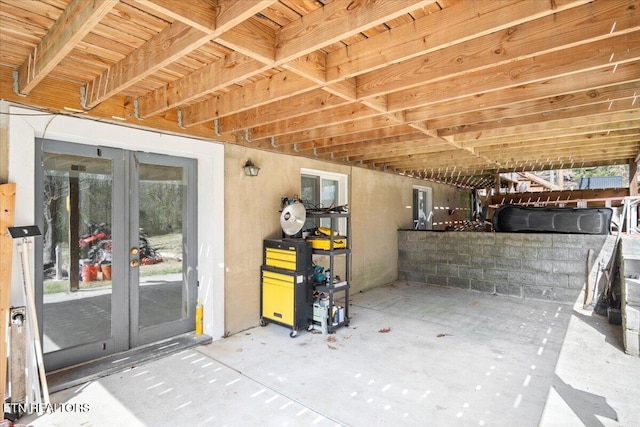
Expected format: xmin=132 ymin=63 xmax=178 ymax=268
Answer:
xmin=280 ymin=201 xmax=306 ymax=236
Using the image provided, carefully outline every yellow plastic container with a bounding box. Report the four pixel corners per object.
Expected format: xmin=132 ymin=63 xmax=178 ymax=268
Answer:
xmin=195 ymin=298 xmax=203 ymax=335
xmin=306 ymin=236 xmax=346 ymax=250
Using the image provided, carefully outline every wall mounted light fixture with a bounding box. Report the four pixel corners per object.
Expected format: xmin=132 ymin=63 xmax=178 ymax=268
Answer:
xmin=243 ymin=159 xmax=260 ymax=177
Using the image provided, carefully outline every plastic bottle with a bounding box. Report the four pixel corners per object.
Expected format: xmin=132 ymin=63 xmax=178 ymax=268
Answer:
xmin=195 ymin=298 xmax=203 ymax=335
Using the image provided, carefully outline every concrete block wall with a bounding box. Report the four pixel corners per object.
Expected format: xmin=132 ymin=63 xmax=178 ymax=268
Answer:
xmin=620 ymin=237 xmax=640 ymax=357
xmin=398 ymin=231 xmax=616 ymax=304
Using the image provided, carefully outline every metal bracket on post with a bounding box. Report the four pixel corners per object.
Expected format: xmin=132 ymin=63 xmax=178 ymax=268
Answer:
xmin=8 ymin=225 xmax=49 ymax=409
xmin=177 ymin=109 xmax=186 ymax=129
xmin=9 ymin=306 xmax=26 ymax=408
xmin=12 ymin=71 xmax=27 ymax=97
xmin=213 ymin=118 xmax=222 ymax=137
xmin=293 ymin=144 xmax=299 ymax=152
xmin=244 ymin=129 xmax=252 ymax=143
xmin=79 ymin=86 xmax=89 ymax=110
xmin=133 ymin=99 xmax=144 ymax=121
xmin=270 ymin=137 xmax=276 ymax=148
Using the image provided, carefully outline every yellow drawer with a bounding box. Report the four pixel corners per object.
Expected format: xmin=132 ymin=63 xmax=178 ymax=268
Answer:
xmin=262 ymin=269 xmax=296 ymax=284
xmin=265 ymin=248 xmax=297 ymax=270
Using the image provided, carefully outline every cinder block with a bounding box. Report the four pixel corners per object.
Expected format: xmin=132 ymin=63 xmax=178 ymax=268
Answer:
xmin=622 ymin=258 xmax=640 ymax=278
xmin=405 ymin=231 xmax=427 ymax=241
xmin=552 ymin=234 xmax=581 ymax=248
xmin=495 ymin=233 xmax=523 ymax=246
xmin=447 ymin=276 xmax=470 ymax=290
xmin=452 ymin=253 xmax=471 ymax=266
xmin=471 ymin=280 xmax=495 ymax=294
xmin=460 ymin=266 xmax=484 ymax=280
xmin=621 ymin=239 xmax=640 ymax=257
xmin=538 ymin=247 xmax=568 ymax=261
xmin=566 ymin=274 xmax=585 ymax=289
xmin=426 ymin=274 xmax=447 ymax=287
xmin=522 ymin=259 xmax=553 ymax=272
xmin=473 ymin=233 xmax=496 ymax=246
xmin=522 ymin=285 xmax=578 ymax=303
xmin=429 ymin=252 xmax=455 ymax=263
xmin=470 ymin=255 xmax=495 ymax=268
xmin=437 ymin=263 xmax=459 ymax=277
xmin=623 ymin=305 xmax=640 ymax=332
xmin=399 ymin=270 xmax=426 ymax=284
xmin=509 ymin=246 xmax=538 ymax=259
xmin=484 ymin=269 xmax=508 ymax=281
xmin=484 ymin=246 xmax=511 ymax=258
xmin=495 ymin=257 xmax=522 ymax=269
xmin=567 ymin=248 xmax=589 ymax=262
xmin=496 ymin=282 xmax=522 ymax=297
xmin=623 ymin=328 xmax=640 ymax=357
xmin=536 ymin=272 xmax=569 ymax=288
xmin=522 ymin=234 xmax=551 ymax=247
xmin=438 ymin=241 xmax=464 ymax=253
xmin=552 ymin=260 xmax=584 ymax=275
xmin=508 ymin=270 xmax=537 ymax=285
xmin=624 ymin=278 xmax=640 ymax=306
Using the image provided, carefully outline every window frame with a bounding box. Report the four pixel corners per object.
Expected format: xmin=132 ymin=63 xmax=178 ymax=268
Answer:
xmin=412 ymin=185 xmax=433 ymax=230
xmin=300 ymin=168 xmax=348 ymax=233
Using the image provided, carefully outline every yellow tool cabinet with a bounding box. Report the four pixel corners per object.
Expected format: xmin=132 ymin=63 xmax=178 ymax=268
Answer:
xmin=260 ymin=239 xmax=313 ymax=337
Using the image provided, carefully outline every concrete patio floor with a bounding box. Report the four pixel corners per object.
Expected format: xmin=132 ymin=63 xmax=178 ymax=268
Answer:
xmin=20 ymin=281 xmax=640 ymax=426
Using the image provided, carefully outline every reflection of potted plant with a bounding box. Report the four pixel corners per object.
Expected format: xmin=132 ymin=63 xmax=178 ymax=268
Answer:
xmin=100 ymin=261 xmax=112 ymax=281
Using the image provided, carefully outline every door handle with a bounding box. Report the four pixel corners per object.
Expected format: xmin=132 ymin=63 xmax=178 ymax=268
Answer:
xmin=130 ymin=259 xmax=140 ymax=268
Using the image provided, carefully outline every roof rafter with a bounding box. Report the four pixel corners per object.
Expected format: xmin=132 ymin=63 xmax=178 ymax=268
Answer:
xmin=15 ymin=0 xmax=118 ymax=95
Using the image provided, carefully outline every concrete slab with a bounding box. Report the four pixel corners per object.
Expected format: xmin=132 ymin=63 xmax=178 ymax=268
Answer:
xmin=18 ymin=282 xmax=639 ymax=426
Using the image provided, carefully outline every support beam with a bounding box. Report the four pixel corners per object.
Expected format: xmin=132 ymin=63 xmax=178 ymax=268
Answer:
xmin=1 ymin=183 xmax=16 ymax=400
xmin=630 ymin=158 xmax=638 ymax=196
xmin=82 ymin=0 xmax=277 ymax=109
xmin=16 ymin=0 xmax=118 ymax=95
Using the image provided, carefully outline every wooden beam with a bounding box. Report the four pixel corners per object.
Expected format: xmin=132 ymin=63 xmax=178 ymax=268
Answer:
xmin=136 ymin=52 xmax=269 ymax=119
xmin=247 ymin=103 xmax=379 ymax=140
xmin=630 ymin=158 xmax=638 ymax=196
xmin=1 ymin=183 xmax=16 ymax=400
xmin=182 ymin=71 xmax=319 ymax=127
xmin=355 ymin=0 xmax=638 ymax=98
xmin=390 ymin=33 xmax=640 ymax=112
xmin=521 ymin=172 xmax=560 ymax=191
xmin=494 ymin=188 xmax=631 ymax=207
xmin=16 ymin=0 xmax=118 ymax=95
xmin=428 ymin=81 xmax=640 ymax=131
xmin=276 ymin=0 xmax=435 ymax=64
xmin=455 ymin=110 xmax=640 ymax=146
xmin=216 ymin=89 xmax=349 ymax=133
xmin=278 ymin=126 xmax=418 ymax=152
xmin=328 ymin=0 xmax=595 ymax=81
xmin=83 ymin=0 xmax=277 ymax=109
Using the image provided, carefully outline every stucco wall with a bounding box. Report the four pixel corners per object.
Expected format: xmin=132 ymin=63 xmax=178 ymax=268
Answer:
xmin=224 ymin=144 xmax=472 ymax=335
xmin=223 ymin=144 xmax=352 ymax=335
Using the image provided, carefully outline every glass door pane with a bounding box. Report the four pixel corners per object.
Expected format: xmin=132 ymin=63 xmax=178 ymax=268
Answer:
xmin=130 ymin=153 xmax=197 ymax=346
xmin=39 ymin=147 xmax=120 ymax=369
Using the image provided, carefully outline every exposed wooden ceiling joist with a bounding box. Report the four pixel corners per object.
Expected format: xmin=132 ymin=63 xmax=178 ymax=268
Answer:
xmin=0 ymin=0 xmax=638 ymax=188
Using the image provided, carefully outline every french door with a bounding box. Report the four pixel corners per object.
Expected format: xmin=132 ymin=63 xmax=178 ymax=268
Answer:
xmin=35 ymin=140 xmax=197 ymax=371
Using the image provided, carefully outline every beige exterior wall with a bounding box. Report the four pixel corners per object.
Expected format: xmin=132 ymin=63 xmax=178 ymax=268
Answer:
xmin=224 ymin=144 xmax=471 ymax=335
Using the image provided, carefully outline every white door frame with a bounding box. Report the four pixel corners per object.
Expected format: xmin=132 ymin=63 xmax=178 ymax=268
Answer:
xmin=6 ymin=104 xmax=225 ymax=342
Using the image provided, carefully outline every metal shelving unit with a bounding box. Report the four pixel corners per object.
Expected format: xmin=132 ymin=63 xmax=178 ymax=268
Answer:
xmin=306 ymin=211 xmax=350 ymax=333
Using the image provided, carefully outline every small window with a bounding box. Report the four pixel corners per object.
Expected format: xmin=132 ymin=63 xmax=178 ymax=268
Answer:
xmin=413 ymin=186 xmax=433 ymax=230
xmin=300 ymin=169 xmax=348 ymax=232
